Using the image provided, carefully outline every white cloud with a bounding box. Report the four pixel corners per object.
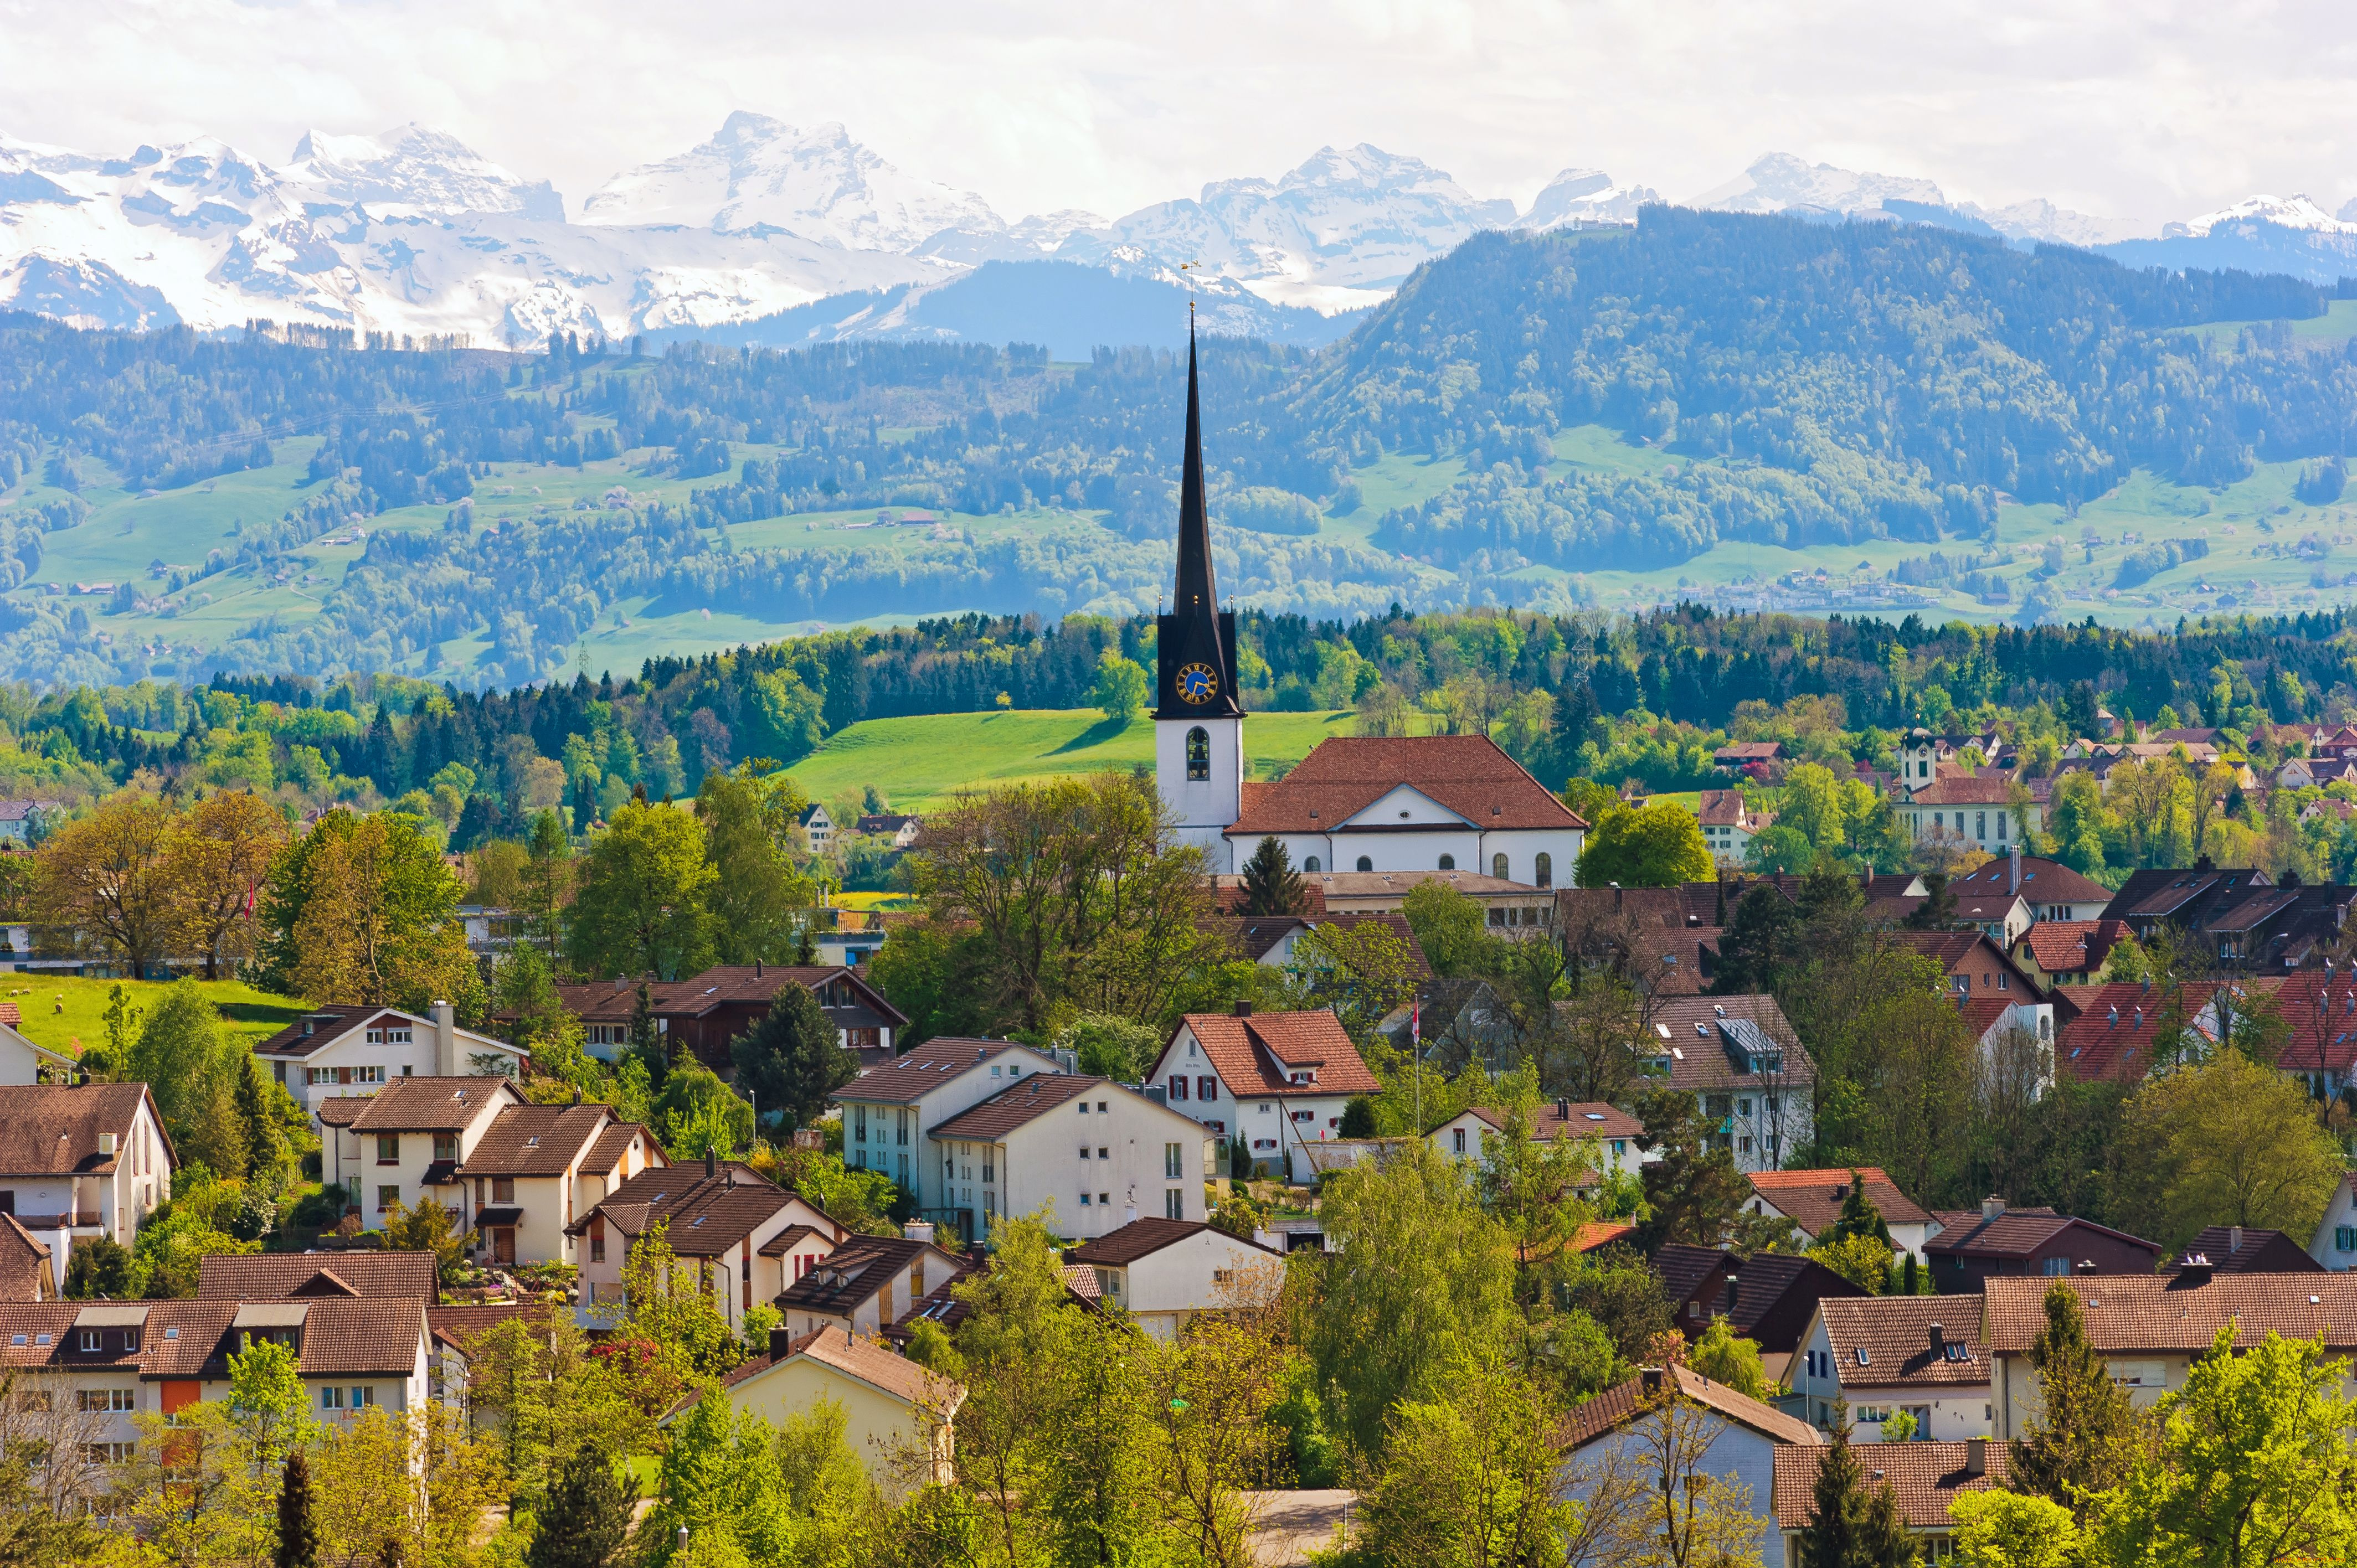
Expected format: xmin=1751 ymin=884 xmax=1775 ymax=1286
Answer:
xmin=6 ymin=0 xmax=2357 ymax=231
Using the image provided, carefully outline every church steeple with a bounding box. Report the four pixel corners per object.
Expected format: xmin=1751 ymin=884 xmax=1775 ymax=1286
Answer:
xmin=1156 ymin=323 xmax=1242 ymax=721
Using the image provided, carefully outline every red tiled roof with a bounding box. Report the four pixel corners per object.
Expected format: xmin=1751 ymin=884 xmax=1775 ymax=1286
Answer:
xmin=1983 ymin=1273 xmax=2357 ymax=1353
xmin=341 ymin=1076 xmax=518 ymax=1133
xmin=198 ymin=1252 xmax=437 ymax=1299
xmin=0 ymin=1004 xmax=20 ymax=1028
xmin=1948 ymin=857 xmax=2113 ymax=906
xmin=1905 ymin=776 xmax=2016 ymax=805
xmin=1574 ymin=1221 xmax=1636 ymax=1252
xmin=1564 ymin=1365 xmax=1822 ymax=1450
xmin=426 ymin=1302 xmax=548 ymax=1351
xmin=1813 ymin=1297 xmax=1989 ymax=1390
xmin=1748 ymin=1168 xmax=1932 ymax=1232
xmin=1773 ymin=1443 xmax=2009 ymax=1530
xmin=1695 ymin=789 xmax=1758 ymax=828
xmin=1226 ymin=735 xmax=1584 ymax=835
xmin=2250 ymin=971 xmax=2357 ymax=1076
xmin=1634 ymin=995 xmax=1816 ymax=1091
xmin=2016 ymin=919 xmax=2132 ymax=976
xmin=0 ymin=1215 xmax=49 ymax=1301
xmin=2054 ymin=981 xmax=2217 ymax=1082
xmin=1163 ymin=1009 xmax=1381 ymax=1098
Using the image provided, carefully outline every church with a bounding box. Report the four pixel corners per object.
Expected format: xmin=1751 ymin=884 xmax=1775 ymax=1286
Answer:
xmin=1151 ymin=333 xmax=1588 ymax=883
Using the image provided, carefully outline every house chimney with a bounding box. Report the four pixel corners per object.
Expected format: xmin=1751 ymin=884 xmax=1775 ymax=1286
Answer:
xmin=431 ymin=999 xmax=457 ymax=1076
xmin=2009 ymin=843 xmax=2021 ymax=894
xmin=903 ymin=1218 xmax=935 ymax=1245
xmin=1964 ymin=1437 xmax=1987 ymax=1477
xmin=704 ymin=1149 xmax=717 ymax=1180
xmin=1556 ymin=1098 xmax=1569 ymax=1120
xmin=1928 ymin=1322 xmax=1946 ymax=1358
xmin=755 ymin=960 xmax=763 ymax=979
xmin=50 ymin=1228 xmax=66 ymax=1296
xmin=1981 ymin=1196 xmax=2005 ymax=1221
xmin=768 ymin=1325 xmax=794 ymax=1363
xmin=1233 ymin=1001 xmax=1253 ymax=1018
xmin=2229 ymin=1224 xmax=2243 ymax=1256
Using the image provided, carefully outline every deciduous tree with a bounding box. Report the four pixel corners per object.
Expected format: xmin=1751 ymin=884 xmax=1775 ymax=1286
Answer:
xmin=168 ymin=790 xmax=287 ymax=979
xmin=32 ymin=793 xmax=177 ymax=972
xmin=1576 ymin=800 xmax=1713 ymax=888
xmin=565 ymin=798 xmax=717 ymax=982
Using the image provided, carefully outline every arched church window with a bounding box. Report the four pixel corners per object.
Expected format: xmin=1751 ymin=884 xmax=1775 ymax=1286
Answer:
xmin=1438 ymin=854 xmax=1456 ymax=871
xmin=1355 ymin=856 xmax=1373 ymax=873
xmin=1493 ymin=853 xmax=1509 ymax=880
xmin=1186 ymin=726 xmax=1209 ymax=781
xmin=1534 ymin=853 xmax=1552 ymax=889
xmin=1303 ymin=857 xmax=1321 ymax=873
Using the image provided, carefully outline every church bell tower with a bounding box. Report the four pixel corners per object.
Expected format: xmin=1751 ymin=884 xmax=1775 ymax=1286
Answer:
xmin=1155 ymin=324 xmax=1244 ymax=866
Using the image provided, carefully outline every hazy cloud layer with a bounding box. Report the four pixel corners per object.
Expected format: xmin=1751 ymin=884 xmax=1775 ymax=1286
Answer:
xmin=6 ymin=0 xmax=2355 ymax=230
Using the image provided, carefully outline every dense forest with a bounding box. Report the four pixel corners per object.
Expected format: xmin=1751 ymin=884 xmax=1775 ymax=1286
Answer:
xmin=4 ymin=207 xmax=2357 ymax=687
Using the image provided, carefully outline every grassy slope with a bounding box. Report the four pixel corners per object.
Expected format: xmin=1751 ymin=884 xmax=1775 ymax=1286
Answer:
xmin=785 ymin=708 xmax=1362 ymax=811
xmin=4 ymin=975 xmax=308 ymax=1056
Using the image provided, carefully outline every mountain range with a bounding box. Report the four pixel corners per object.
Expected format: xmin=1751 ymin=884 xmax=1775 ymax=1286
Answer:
xmin=4 ymin=115 xmax=2355 ymax=358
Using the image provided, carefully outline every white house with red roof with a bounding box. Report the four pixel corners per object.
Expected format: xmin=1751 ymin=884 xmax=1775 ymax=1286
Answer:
xmin=924 ymin=1073 xmax=1216 ymax=1241
xmin=1147 ymin=1004 xmax=1380 ymax=1182
xmin=829 ymin=1036 xmax=1066 ymax=1211
xmin=1428 ymin=1100 xmax=1654 ymax=1184
xmin=1065 ymin=1216 xmax=1283 ymax=1339
xmin=253 ymin=1001 xmax=526 ymax=1124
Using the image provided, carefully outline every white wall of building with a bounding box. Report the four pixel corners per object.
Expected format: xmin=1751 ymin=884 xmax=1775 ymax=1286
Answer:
xmin=1157 ymin=714 xmax=1244 ymax=869
xmin=964 ymin=1087 xmax=1216 ymax=1240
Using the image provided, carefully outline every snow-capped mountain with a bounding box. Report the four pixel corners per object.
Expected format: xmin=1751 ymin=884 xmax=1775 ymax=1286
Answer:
xmin=1512 ymin=168 xmax=1662 ymax=231
xmin=1056 ymin=145 xmax=1519 ymax=315
xmin=2164 ymin=193 xmax=2349 ymax=238
xmin=581 ymin=112 xmax=1002 ymax=250
xmin=1691 ymin=152 xmax=2139 ymax=247
xmin=282 ymin=123 xmax=565 ymax=220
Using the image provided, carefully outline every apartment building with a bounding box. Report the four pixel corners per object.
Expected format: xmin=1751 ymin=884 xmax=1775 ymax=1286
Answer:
xmin=253 ymin=1001 xmax=526 ymax=1123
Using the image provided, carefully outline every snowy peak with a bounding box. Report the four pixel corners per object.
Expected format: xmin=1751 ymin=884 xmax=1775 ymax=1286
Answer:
xmin=285 ymin=124 xmax=565 ymax=221
xmin=1514 ymin=167 xmax=1661 ymax=231
xmin=580 ymin=112 xmax=1001 ymax=251
xmin=2166 ymin=193 xmax=2350 ymax=238
xmin=1694 ymin=152 xmax=1946 ymax=216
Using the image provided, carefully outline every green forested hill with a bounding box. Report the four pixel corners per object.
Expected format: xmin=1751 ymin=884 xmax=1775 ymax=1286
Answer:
xmin=4 ymin=208 xmax=2356 ymax=689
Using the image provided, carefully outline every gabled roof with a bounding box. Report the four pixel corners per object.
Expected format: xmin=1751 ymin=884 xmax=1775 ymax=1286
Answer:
xmin=1982 ymin=1274 xmax=2357 ymax=1353
xmin=1925 ymin=1206 xmax=2159 ymax=1263
xmin=773 ymin=1235 xmax=951 ymax=1316
xmin=2175 ymin=1226 xmax=2324 ymax=1274
xmin=0 ymin=1084 xmax=166 ymax=1176
xmin=1564 ymin=1365 xmax=1821 ymax=1450
xmin=1460 ymin=1101 xmax=1645 ymax=1143
xmin=2101 ymin=865 xmax=2271 ymax=924
xmin=686 ymin=1324 xmax=960 ymax=1418
xmin=553 ymin=965 xmax=908 ymax=1028
xmin=1947 ymin=857 xmax=2113 ymax=906
xmin=461 ymin=1102 xmax=614 ymax=1177
xmin=1654 ymin=1242 xmax=1737 ymax=1305
xmin=251 ymin=1004 xmax=390 ymax=1058
xmin=580 ymin=1120 xmax=662 ymax=1175
xmin=2015 ymin=919 xmax=2132 ymax=976
xmin=833 ymin=1036 xmax=1044 ymax=1106
xmin=1903 ymin=775 xmax=2015 ymax=805
xmin=333 ymin=1076 xmax=518 ymax=1133
xmin=426 ymin=1302 xmax=548 ymax=1352
xmin=1885 ymin=930 xmax=2042 ymax=995
xmin=0 ymin=1298 xmax=428 ymax=1379
xmin=1206 ymin=915 xmax=1311 ymax=962
xmin=572 ymin=1167 xmax=812 ymax=1255
xmin=1634 ymin=996 xmax=1816 ymax=1091
xmin=0 ymin=1216 xmax=50 ymax=1302
xmin=2052 ymin=981 xmax=2216 ymax=1082
xmin=1813 ymin=1297 xmax=1990 ymax=1389
xmin=1696 ymin=789 xmax=1767 ymax=828
xmin=925 ymin=1074 xmax=1102 ymax=1141
xmin=1066 ymin=1216 xmax=1278 ymax=1267
xmin=198 ymin=1251 xmax=438 ymax=1300
xmin=1747 ymin=1168 xmax=1932 ymax=1233
xmin=1164 ymin=1008 xmax=1381 ymax=1098
xmin=1772 ymin=1443 xmax=2009 ymax=1530
xmin=1225 ymin=735 xmax=1586 ymax=836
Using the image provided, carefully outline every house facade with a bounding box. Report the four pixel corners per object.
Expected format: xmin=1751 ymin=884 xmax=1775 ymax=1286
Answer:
xmin=673 ymin=1325 xmax=961 ymax=1490
xmin=1146 ymin=1006 xmax=1379 ymax=1183
xmin=831 ymin=1037 xmax=1066 ymax=1205
xmin=1744 ymin=1168 xmax=1937 ymax=1262
xmin=253 ymin=1002 xmax=526 ymax=1122
xmin=315 ymin=1076 xmax=525 ymax=1228
xmin=924 ymin=1074 xmax=1218 ymax=1241
xmin=773 ymin=1231 xmax=962 ymax=1337
xmin=1639 ymin=997 xmax=1816 ymax=1175
xmin=0 ymin=1083 xmax=174 ymax=1243
xmin=1925 ymin=1199 xmax=2162 ymax=1291
xmin=1788 ymin=1296 xmax=1992 ymax=1442
xmin=571 ymin=1158 xmax=846 ymax=1330
xmin=1428 ymin=1101 xmax=1653 ymax=1185
xmin=557 ymin=965 xmax=910 ymax=1069
xmin=1064 ymin=1218 xmax=1283 ymax=1339
xmin=1696 ymin=789 xmax=1774 ymax=868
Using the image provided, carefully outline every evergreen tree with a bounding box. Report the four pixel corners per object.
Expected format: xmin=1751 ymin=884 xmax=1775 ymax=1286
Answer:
xmin=728 ymin=982 xmax=857 ymax=1132
xmin=1711 ymin=882 xmax=1799 ymax=994
xmin=524 ymin=1445 xmax=631 ymax=1568
xmin=1239 ymin=835 xmax=1307 ymax=916
xmin=233 ymin=1052 xmax=274 ymax=1182
xmin=1795 ymin=1406 xmax=1919 ymax=1568
xmin=1903 ymin=872 xmax=1958 ymax=930
xmin=2010 ymin=1279 xmax=2147 ymax=1516
xmin=1822 ymin=1171 xmax=1892 ymax=1249
xmin=274 ymin=1450 xmax=320 ymax=1568
xmin=1631 ymin=1088 xmax=1756 ymax=1252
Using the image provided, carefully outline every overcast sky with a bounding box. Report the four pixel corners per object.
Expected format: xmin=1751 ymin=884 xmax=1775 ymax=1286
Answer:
xmin=9 ymin=0 xmax=2357 ymax=230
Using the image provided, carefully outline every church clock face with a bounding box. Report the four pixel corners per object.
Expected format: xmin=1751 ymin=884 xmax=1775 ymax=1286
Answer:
xmin=1175 ymin=662 xmax=1220 ymax=704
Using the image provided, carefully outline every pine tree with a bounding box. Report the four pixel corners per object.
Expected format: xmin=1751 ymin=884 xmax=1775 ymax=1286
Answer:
xmin=729 ymin=981 xmax=856 ymax=1132
xmin=1239 ymin=835 xmax=1306 ymax=916
xmin=525 ymin=1445 xmax=631 ymax=1568
xmin=1823 ymin=1171 xmax=1892 ymax=1249
xmin=1903 ymin=872 xmax=1958 ymax=930
xmin=1795 ymin=1407 xmax=1919 ymax=1567
xmin=2010 ymin=1278 xmax=2147 ymax=1516
xmin=275 ymin=1450 xmax=320 ymax=1568
xmin=233 ymin=1053 xmax=273 ymax=1182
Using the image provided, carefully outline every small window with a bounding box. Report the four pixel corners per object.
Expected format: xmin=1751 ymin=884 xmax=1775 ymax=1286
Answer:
xmin=1493 ymin=853 xmax=1509 ymax=880
xmin=1438 ymin=854 xmax=1455 ymax=871
xmin=78 ymin=1330 xmax=98 ymax=1353
xmin=1186 ymin=726 xmax=1210 ymax=782
xmin=2338 ymin=1226 xmax=2356 ymax=1252
xmin=375 ymin=1134 xmax=400 ymax=1165
xmin=1303 ymin=856 xmax=1321 ymax=873
xmin=1355 ymin=856 xmax=1373 ymax=873
xmin=1535 ymin=852 xmax=1552 ymax=889
xmin=492 ymin=1178 xmax=516 ymax=1203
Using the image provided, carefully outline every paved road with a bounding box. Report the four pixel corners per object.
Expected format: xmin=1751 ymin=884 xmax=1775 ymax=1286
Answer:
xmin=1245 ymin=1489 xmax=1357 ymax=1565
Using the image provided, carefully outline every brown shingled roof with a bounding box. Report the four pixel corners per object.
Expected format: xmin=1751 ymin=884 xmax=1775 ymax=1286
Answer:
xmin=1982 ymin=1273 xmax=2357 ymax=1353
xmin=1927 ymin=1206 xmax=2159 ymax=1265
xmin=1066 ymin=1216 xmax=1279 ymax=1267
xmin=1905 ymin=776 xmax=2016 ymax=806
xmin=2016 ymin=919 xmax=2133 ymax=977
xmin=836 ymin=1036 xmax=1042 ymax=1106
xmin=1226 ymin=735 xmax=1584 ymax=836
xmin=1564 ymin=1365 xmax=1823 ymax=1451
xmin=0 ymin=1216 xmax=50 ymax=1301
xmin=1748 ymin=1168 xmax=1932 ymax=1233
xmin=926 ymin=1074 xmax=1103 ymax=1141
xmin=1465 ymin=1101 xmax=1645 ymax=1143
xmin=198 ymin=1252 xmax=438 ymax=1300
xmin=462 ymin=1102 xmax=613 ymax=1176
xmin=342 ymin=1076 xmax=518 ymax=1133
xmin=0 ymin=1083 xmax=162 ymax=1176
xmin=680 ymin=1324 xmax=960 ymax=1417
xmin=1814 ymin=1297 xmax=1990 ymax=1390
xmin=774 ymin=1235 xmax=952 ymax=1316
xmin=1634 ymin=995 xmax=1817 ymax=1091
xmin=1772 ymin=1442 xmax=2010 ymax=1530
xmin=1948 ymin=857 xmax=2113 ymax=907
xmin=1162 ymin=1009 xmax=1380 ymax=1098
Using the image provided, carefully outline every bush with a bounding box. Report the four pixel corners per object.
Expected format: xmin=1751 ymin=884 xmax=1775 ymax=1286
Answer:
xmin=1219 ymin=487 xmax=1322 ymax=535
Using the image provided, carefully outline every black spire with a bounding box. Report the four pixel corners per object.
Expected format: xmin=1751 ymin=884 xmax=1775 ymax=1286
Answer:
xmin=1173 ymin=323 xmax=1218 ymax=616
xmin=1155 ymin=321 xmax=1242 ymax=721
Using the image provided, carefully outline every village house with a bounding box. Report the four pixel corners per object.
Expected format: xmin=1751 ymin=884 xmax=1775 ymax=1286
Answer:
xmin=253 ymin=1001 xmax=525 ymax=1123
xmin=924 ymin=1072 xmax=1217 ymax=1241
xmin=669 ymin=1325 xmax=961 ymax=1490
xmin=1788 ymin=1296 xmax=1993 ymax=1442
xmin=2010 ymin=919 xmax=2134 ymax=990
xmin=315 ymin=1076 xmax=524 ymax=1229
xmin=1640 ymin=997 xmax=1816 ymax=1174
xmin=0 ymin=1083 xmax=173 ymax=1245
xmin=800 ymin=803 xmax=834 ymax=855
xmin=1696 ymin=788 xmax=1775 ymax=868
xmin=831 ymin=1036 xmax=1066 ymax=1206
xmin=1427 ymin=1100 xmax=1653 ymax=1186
xmin=1063 ymin=1217 xmax=1282 ymax=1340
xmin=1743 ymin=1168 xmax=1938 ymax=1262
xmin=570 ymin=1156 xmax=847 ymax=1330
xmin=1772 ymin=1441 xmax=2010 ymax=1562
xmin=1924 ymin=1198 xmax=2162 ymax=1291
xmin=772 ymin=1227 xmax=964 ymax=1338
xmin=0 ymin=1012 xmax=80 ymax=1085
xmin=1303 ymin=869 xmax=1556 ymax=934
xmin=1886 ymin=931 xmax=2043 ymax=1003
xmin=451 ymin=1100 xmax=665 ymax=1267
xmin=2307 ymin=1175 xmax=2357 ymax=1271
xmin=854 ymin=812 xmax=923 ymax=849
xmin=557 ymin=964 xmax=909 ymax=1070
xmin=0 ymin=802 xmax=59 ymax=844
xmin=1946 ymin=853 xmax=2113 ymax=928
xmin=2168 ymin=1225 xmax=2320 ymax=1274
xmin=1898 ymin=775 xmax=2038 ymax=850
xmin=1654 ymin=1244 xmax=1871 ymax=1373
xmin=1146 ymin=1005 xmax=1379 ymax=1183
xmin=1984 ymin=1272 xmax=2357 ymax=1437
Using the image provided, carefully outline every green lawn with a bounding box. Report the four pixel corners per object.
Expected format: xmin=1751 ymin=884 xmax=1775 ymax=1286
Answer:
xmin=785 ymin=708 xmax=1362 ymax=811
xmin=3 ymin=974 xmax=308 ymax=1056
xmin=2176 ymin=298 xmax=2357 ymax=348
